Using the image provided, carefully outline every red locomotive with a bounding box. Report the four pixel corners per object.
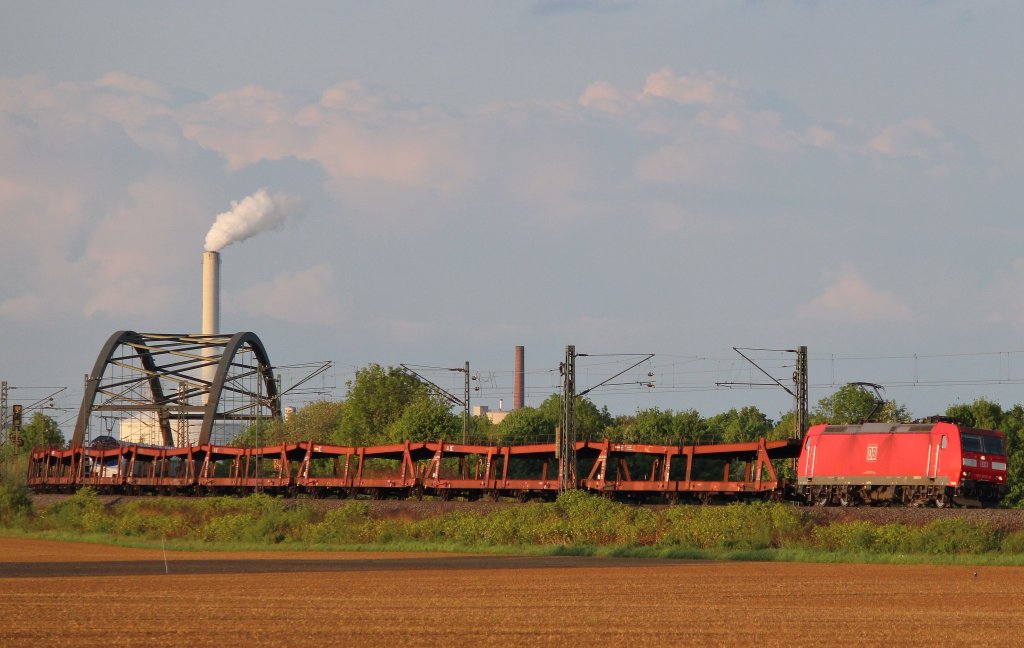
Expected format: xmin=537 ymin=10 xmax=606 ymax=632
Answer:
xmin=797 ymin=421 xmax=1009 ymax=507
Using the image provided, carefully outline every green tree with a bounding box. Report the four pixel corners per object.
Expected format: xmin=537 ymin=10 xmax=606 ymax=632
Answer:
xmin=288 ymin=400 xmax=345 ymax=443
xmin=944 ymin=399 xmax=1005 ymax=430
xmin=705 ymin=406 xmax=774 ymax=444
xmin=231 ymin=400 xmax=347 ymax=447
xmin=672 ymin=408 xmax=709 ymax=444
xmin=628 ymin=407 xmax=675 ymax=444
xmin=467 ymin=414 xmax=497 ymax=445
xmin=770 ymin=411 xmax=802 ymax=441
xmin=812 ymin=384 xmax=910 ymax=424
xmin=230 ymin=418 xmax=285 ymax=447
xmin=16 ymin=412 xmax=64 ymax=453
xmin=495 ymin=407 xmax=555 ymax=444
xmin=537 ymin=394 xmax=613 ymax=440
xmin=1002 ymin=404 xmax=1024 ymax=507
xmin=612 ymin=407 xmax=702 ymax=444
xmin=385 ymin=398 xmax=460 ymax=443
xmin=336 ymin=365 xmax=430 ymax=445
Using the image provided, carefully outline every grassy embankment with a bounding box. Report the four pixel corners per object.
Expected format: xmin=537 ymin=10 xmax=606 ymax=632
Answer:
xmin=3 ymin=485 xmax=1024 ymax=565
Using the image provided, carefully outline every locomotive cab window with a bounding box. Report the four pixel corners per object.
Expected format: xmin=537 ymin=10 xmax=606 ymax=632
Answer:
xmin=940 ymin=435 xmax=947 ymax=450
xmin=982 ymin=435 xmax=1005 ymax=455
xmin=960 ymin=433 xmax=983 ymax=453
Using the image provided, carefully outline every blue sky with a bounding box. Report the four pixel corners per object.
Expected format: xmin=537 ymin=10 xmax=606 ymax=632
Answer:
xmin=2 ymin=1 xmax=1024 ymax=435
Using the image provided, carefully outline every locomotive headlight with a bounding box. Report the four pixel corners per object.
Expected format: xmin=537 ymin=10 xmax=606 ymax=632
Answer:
xmin=963 ymin=458 xmax=978 ymax=467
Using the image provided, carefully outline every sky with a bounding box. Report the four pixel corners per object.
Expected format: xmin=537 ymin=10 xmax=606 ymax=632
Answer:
xmin=2 ymin=1 xmax=1024 ymax=437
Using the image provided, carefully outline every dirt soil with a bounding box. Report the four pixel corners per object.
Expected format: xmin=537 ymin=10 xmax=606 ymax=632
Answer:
xmin=1 ymin=537 xmax=1022 ymax=647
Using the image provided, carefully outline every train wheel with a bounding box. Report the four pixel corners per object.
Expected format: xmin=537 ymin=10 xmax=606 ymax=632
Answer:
xmin=838 ymin=488 xmax=859 ymax=507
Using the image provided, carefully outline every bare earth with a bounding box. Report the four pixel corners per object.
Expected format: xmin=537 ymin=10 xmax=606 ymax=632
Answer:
xmin=1 ymin=538 xmax=1022 ymax=647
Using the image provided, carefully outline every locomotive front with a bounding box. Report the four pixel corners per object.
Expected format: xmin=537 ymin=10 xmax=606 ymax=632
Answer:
xmin=956 ymin=427 xmax=1009 ymax=503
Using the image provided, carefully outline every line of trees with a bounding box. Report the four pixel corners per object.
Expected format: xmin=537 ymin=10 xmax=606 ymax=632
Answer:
xmin=227 ymin=365 xmax=1024 ymax=506
xmin=6 ymin=364 xmax=1023 ymax=505
xmin=230 ymin=371 xmax=922 ymax=449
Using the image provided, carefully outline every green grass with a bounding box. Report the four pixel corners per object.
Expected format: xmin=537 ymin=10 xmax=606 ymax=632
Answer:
xmin=7 ymin=526 xmax=1024 ymax=566
xmin=5 ymin=488 xmax=1024 ymax=566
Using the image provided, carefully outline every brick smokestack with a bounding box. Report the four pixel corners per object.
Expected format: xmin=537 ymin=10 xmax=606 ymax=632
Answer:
xmin=514 ymin=345 xmax=524 ymax=410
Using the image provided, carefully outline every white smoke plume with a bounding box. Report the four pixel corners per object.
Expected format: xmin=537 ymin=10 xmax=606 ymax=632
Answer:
xmin=204 ymin=189 xmax=307 ymax=252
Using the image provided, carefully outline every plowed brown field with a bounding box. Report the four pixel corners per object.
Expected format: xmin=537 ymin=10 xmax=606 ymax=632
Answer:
xmin=1 ymin=537 xmax=1022 ymax=647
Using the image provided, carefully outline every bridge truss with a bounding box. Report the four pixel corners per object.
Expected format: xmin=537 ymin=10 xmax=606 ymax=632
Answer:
xmin=71 ymin=331 xmax=281 ymax=448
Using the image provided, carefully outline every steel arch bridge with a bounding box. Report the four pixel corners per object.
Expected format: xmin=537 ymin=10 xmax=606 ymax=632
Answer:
xmin=71 ymin=331 xmax=281 ymax=448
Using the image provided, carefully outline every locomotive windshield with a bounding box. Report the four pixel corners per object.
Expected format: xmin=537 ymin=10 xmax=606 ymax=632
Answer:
xmin=960 ymin=432 xmax=1004 ymax=455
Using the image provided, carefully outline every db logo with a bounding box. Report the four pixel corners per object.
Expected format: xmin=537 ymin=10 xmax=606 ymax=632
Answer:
xmin=866 ymin=445 xmax=879 ymax=462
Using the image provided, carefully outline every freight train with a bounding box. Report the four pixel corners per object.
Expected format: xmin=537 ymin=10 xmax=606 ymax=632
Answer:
xmin=26 ymin=421 xmax=1009 ymax=507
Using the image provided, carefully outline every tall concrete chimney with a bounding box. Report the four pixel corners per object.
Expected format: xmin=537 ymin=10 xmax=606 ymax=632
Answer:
xmin=202 ymin=251 xmax=220 ymax=335
xmin=514 ymin=345 xmax=524 ymax=410
xmin=201 ymin=251 xmax=220 ymax=403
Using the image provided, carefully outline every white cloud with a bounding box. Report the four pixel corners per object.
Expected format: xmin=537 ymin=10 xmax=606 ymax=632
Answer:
xmin=318 ymin=81 xmax=403 ymax=114
xmin=95 ymin=72 xmax=169 ymax=100
xmin=634 ymin=141 xmax=737 ymax=185
xmin=578 ymin=81 xmax=627 ymax=113
xmin=640 ymin=68 xmax=740 ymax=107
xmin=797 ymin=271 xmax=914 ymax=323
xmin=0 ymin=294 xmax=45 ymax=322
xmin=803 ymin=125 xmax=838 ymax=148
xmin=233 ymin=264 xmax=345 ymax=326
xmin=176 ymin=82 xmax=471 ymax=192
xmin=78 ymin=175 xmax=213 ymax=319
xmin=0 ymin=70 xmax=980 ymax=341
xmin=868 ymin=117 xmax=945 ymax=158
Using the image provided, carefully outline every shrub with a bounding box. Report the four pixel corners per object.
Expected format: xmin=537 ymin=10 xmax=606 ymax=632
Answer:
xmin=302 ymin=501 xmax=373 ymax=544
xmin=0 ymin=484 xmax=33 ymax=526
xmin=478 ymin=504 xmax=565 ymax=545
xmin=999 ymin=530 xmax=1024 ymax=554
xmin=811 ymin=521 xmax=879 ymax=552
xmin=41 ymin=487 xmax=111 ymax=533
xmin=553 ymin=491 xmax=663 ymax=547
xmin=811 ymin=518 xmax=1002 ymax=555
xmin=189 ymin=494 xmax=311 ymax=544
xmin=660 ymin=503 xmax=806 ymax=550
xmin=917 ymin=518 xmax=1000 ymax=555
xmin=112 ymin=508 xmax=182 ymax=538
